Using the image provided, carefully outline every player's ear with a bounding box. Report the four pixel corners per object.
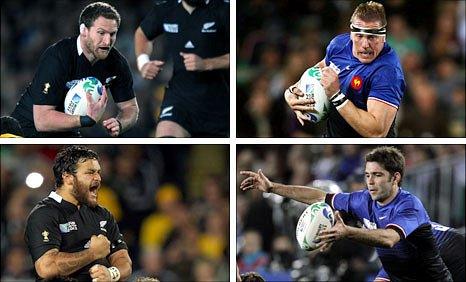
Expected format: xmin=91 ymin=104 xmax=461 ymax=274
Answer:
xmin=393 ymin=172 xmax=401 ymax=185
xmin=62 ymin=172 xmax=74 ymax=186
xmin=80 ymin=23 xmax=87 ymax=36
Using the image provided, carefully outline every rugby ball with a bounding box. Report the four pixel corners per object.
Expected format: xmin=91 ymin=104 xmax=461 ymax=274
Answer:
xmin=296 ymin=202 xmax=335 ymax=251
xmin=64 ymin=77 xmax=103 ymax=116
xmin=297 ymin=67 xmax=329 ymax=123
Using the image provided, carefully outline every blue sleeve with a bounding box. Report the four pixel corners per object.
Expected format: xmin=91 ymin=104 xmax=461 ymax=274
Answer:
xmin=331 ymin=191 xmax=367 ymax=218
xmin=368 ymin=65 xmax=404 ymax=109
xmin=386 ymin=199 xmax=430 ymax=239
xmin=324 ymin=36 xmax=339 ymax=66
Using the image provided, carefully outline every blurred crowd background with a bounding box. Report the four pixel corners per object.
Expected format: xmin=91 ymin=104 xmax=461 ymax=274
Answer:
xmin=237 ymin=0 xmax=465 ymax=137
xmin=237 ymin=144 xmax=465 ymax=281
xmin=1 ymin=144 xmax=229 ymax=281
xmin=1 ymin=0 xmax=181 ymax=137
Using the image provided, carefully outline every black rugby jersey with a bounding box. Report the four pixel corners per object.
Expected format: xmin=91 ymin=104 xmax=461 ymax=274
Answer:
xmin=140 ymin=0 xmax=229 ymax=113
xmin=11 ymin=36 xmax=135 ymax=137
xmin=24 ymin=191 xmax=127 ymax=281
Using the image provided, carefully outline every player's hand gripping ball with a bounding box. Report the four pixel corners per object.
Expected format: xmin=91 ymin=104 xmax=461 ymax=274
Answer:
xmin=64 ymin=77 xmax=103 ymax=116
xmin=296 ymin=67 xmax=330 ymax=123
xmin=296 ymin=202 xmax=335 ymax=251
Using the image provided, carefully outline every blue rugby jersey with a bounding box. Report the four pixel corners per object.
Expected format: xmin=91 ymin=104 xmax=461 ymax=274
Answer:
xmin=327 ymin=189 xmax=452 ymax=281
xmin=323 ymin=34 xmax=405 ymax=137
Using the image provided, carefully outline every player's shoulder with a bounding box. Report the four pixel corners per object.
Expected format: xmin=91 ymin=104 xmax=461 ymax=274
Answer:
xmin=152 ymin=0 xmax=178 ymax=10
xmin=208 ymin=0 xmax=230 ymax=8
xmin=27 ymin=197 xmax=61 ymax=221
xmin=395 ymin=189 xmax=424 ymax=209
xmin=45 ymin=37 xmax=76 ymax=58
xmin=327 ymin=33 xmax=351 ymax=55
xmin=89 ymin=204 xmax=114 ymax=219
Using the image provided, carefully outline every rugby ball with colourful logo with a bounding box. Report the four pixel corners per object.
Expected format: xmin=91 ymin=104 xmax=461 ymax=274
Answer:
xmin=296 ymin=202 xmax=335 ymax=251
xmin=64 ymin=77 xmax=103 ymax=116
xmin=297 ymin=67 xmax=330 ymax=123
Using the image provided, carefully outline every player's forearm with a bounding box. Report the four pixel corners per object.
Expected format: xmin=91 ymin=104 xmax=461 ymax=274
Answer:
xmin=111 ymin=257 xmax=132 ymax=280
xmin=203 ymin=53 xmax=229 ymax=70
xmin=134 ymin=27 xmax=153 ymax=57
xmin=116 ymin=98 xmax=139 ymax=132
xmin=346 ymin=226 xmax=399 ymax=248
xmin=269 ymin=182 xmax=326 ymax=205
xmin=337 ymin=101 xmax=387 ymax=137
xmin=34 ymin=108 xmax=81 ymax=132
xmin=36 ymin=249 xmax=95 ymax=279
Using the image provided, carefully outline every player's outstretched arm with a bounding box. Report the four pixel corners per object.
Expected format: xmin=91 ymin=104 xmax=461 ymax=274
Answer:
xmin=34 ymin=234 xmax=110 ymax=279
xmin=239 ymin=169 xmax=326 ymax=205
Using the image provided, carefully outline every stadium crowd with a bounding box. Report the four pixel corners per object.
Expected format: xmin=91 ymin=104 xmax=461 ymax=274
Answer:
xmin=237 ymin=144 xmax=465 ymax=281
xmin=1 ymin=0 xmax=173 ymax=137
xmin=237 ymin=0 xmax=465 ymax=137
xmin=1 ymin=144 xmax=229 ymax=281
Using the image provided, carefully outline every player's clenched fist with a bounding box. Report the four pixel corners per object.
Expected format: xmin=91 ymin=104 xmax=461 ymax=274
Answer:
xmin=180 ymin=52 xmax=205 ymax=71
xmin=140 ymin=60 xmax=165 ymax=80
xmin=89 ymin=264 xmax=111 ymax=282
xmin=89 ymin=235 xmax=110 ymax=260
xmin=320 ymin=67 xmax=340 ymax=98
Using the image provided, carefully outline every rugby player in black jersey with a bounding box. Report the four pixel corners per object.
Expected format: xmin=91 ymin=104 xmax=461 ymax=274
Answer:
xmin=134 ymin=0 xmax=229 ymax=137
xmin=24 ymin=146 xmax=132 ymax=281
xmin=11 ymin=2 xmax=138 ymax=137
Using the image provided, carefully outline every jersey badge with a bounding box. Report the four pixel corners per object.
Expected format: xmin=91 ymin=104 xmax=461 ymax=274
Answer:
xmin=350 ymin=75 xmax=363 ymax=91
xmin=100 ymin=221 xmax=107 ymax=232
xmin=163 ymin=23 xmax=179 ymax=33
xmin=42 ymin=230 xmax=50 ymax=242
xmin=42 ymin=83 xmax=51 ymax=94
xmin=59 ymin=221 xmax=78 ymax=233
xmin=202 ymin=22 xmax=216 ymax=33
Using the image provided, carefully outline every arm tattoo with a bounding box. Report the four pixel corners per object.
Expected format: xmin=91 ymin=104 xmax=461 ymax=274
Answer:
xmin=52 ymin=249 xmax=93 ymax=276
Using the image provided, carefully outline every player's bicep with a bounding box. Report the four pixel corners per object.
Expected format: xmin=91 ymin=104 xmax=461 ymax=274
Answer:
xmin=367 ymin=100 xmax=397 ymax=136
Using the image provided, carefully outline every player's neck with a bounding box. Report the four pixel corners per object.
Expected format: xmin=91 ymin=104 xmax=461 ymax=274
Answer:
xmin=79 ymin=37 xmax=98 ymax=65
xmin=182 ymin=1 xmax=196 ymax=14
xmin=377 ymin=186 xmax=400 ymax=206
xmin=56 ymin=187 xmax=80 ymax=207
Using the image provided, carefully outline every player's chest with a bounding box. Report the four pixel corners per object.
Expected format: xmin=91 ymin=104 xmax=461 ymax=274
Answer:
xmin=162 ymin=12 xmax=223 ymax=42
xmin=330 ymin=59 xmax=371 ymax=109
xmin=58 ymin=213 xmax=109 ymax=249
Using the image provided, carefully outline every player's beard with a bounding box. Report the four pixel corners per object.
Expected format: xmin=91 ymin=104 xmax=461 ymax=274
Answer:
xmin=72 ymin=176 xmax=99 ymax=208
xmin=85 ymin=38 xmax=111 ymax=61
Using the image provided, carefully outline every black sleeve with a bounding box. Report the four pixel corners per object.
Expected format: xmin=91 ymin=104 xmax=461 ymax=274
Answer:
xmin=24 ymin=206 xmax=62 ymax=262
xmin=104 ymin=210 xmax=128 ymax=255
xmin=139 ymin=3 xmax=164 ymax=40
xmin=30 ymin=45 xmax=68 ymax=106
xmin=109 ymin=56 xmax=135 ymax=103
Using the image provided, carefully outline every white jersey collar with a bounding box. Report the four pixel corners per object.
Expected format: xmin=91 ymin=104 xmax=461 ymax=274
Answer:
xmin=49 ymin=191 xmax=63 ymax=203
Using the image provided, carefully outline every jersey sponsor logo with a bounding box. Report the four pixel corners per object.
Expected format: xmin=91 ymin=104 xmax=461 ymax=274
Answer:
xmin=432 ymin=222 xmax=450 ymax=231
xmin=100 ymin=220 xmax=107 ymax=232
xmin=350 ymin=75 xmax=363 ymax=91
xmin=363 ymin=218 xmax=377 ymax=230
xmin=201 ymin=22 xmax=217 ymax=33
xmin=42 ymin=83 xmax=51 ymax=94
xmin=42 ymin=230 xmax=50 ymax=242
xmin=59 ymin=221 xmax=78 ymax=233
xmin=184 ymin=41 xmax=195 ymax=49
xmin=163 ymin=23 xmax=179 ymax=33
xmin=160 ymin=106 xmax=173 ymax=118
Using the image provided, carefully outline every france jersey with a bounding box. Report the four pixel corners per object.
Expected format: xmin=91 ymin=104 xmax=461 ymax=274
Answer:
xmin=323 ymin=34 xmax=405 ymax=137
xmin=326 ymin=188 xmax=455 ymax=281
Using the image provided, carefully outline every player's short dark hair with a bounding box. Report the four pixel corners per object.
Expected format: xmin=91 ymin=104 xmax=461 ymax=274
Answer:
xmin=240 ymin=272 xmax=266 ymax=282
xmin=0 ymin=116 xmax=24 ymax=137
xmin=79 ymin=2 xmax=121 ymax=28
xmin=351 ymin=1 xmax=387 ymax=27
xmin=365 ymin=146 xmax=405 ymax=184
xmin=53 ymin=145 xmax=99 ymax=188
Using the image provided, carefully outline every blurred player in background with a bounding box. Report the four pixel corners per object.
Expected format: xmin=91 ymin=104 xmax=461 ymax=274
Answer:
xmin=240 ymin=146 xmax=465 ymax=281
xmin=24 ymin=145 xmax=132 ymax=281
xmin=285 ymin=1 xmax=405 ymax=137
xmin=135 ymin=0 xmax=229 ymax=137
xmin=11 ymin=2 xmax=139 ymax=137
xmin=0 ymin=116 xmax=24 ymax=137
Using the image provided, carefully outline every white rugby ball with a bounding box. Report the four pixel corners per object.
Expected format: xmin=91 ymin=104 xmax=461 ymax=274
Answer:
xmin=297 ymin=67 xmax=330 ymax=123
xmin=64 ymin=77 xmax=103 ymax=116
xmin=296 ymin=202 xmax=335 ymax=251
